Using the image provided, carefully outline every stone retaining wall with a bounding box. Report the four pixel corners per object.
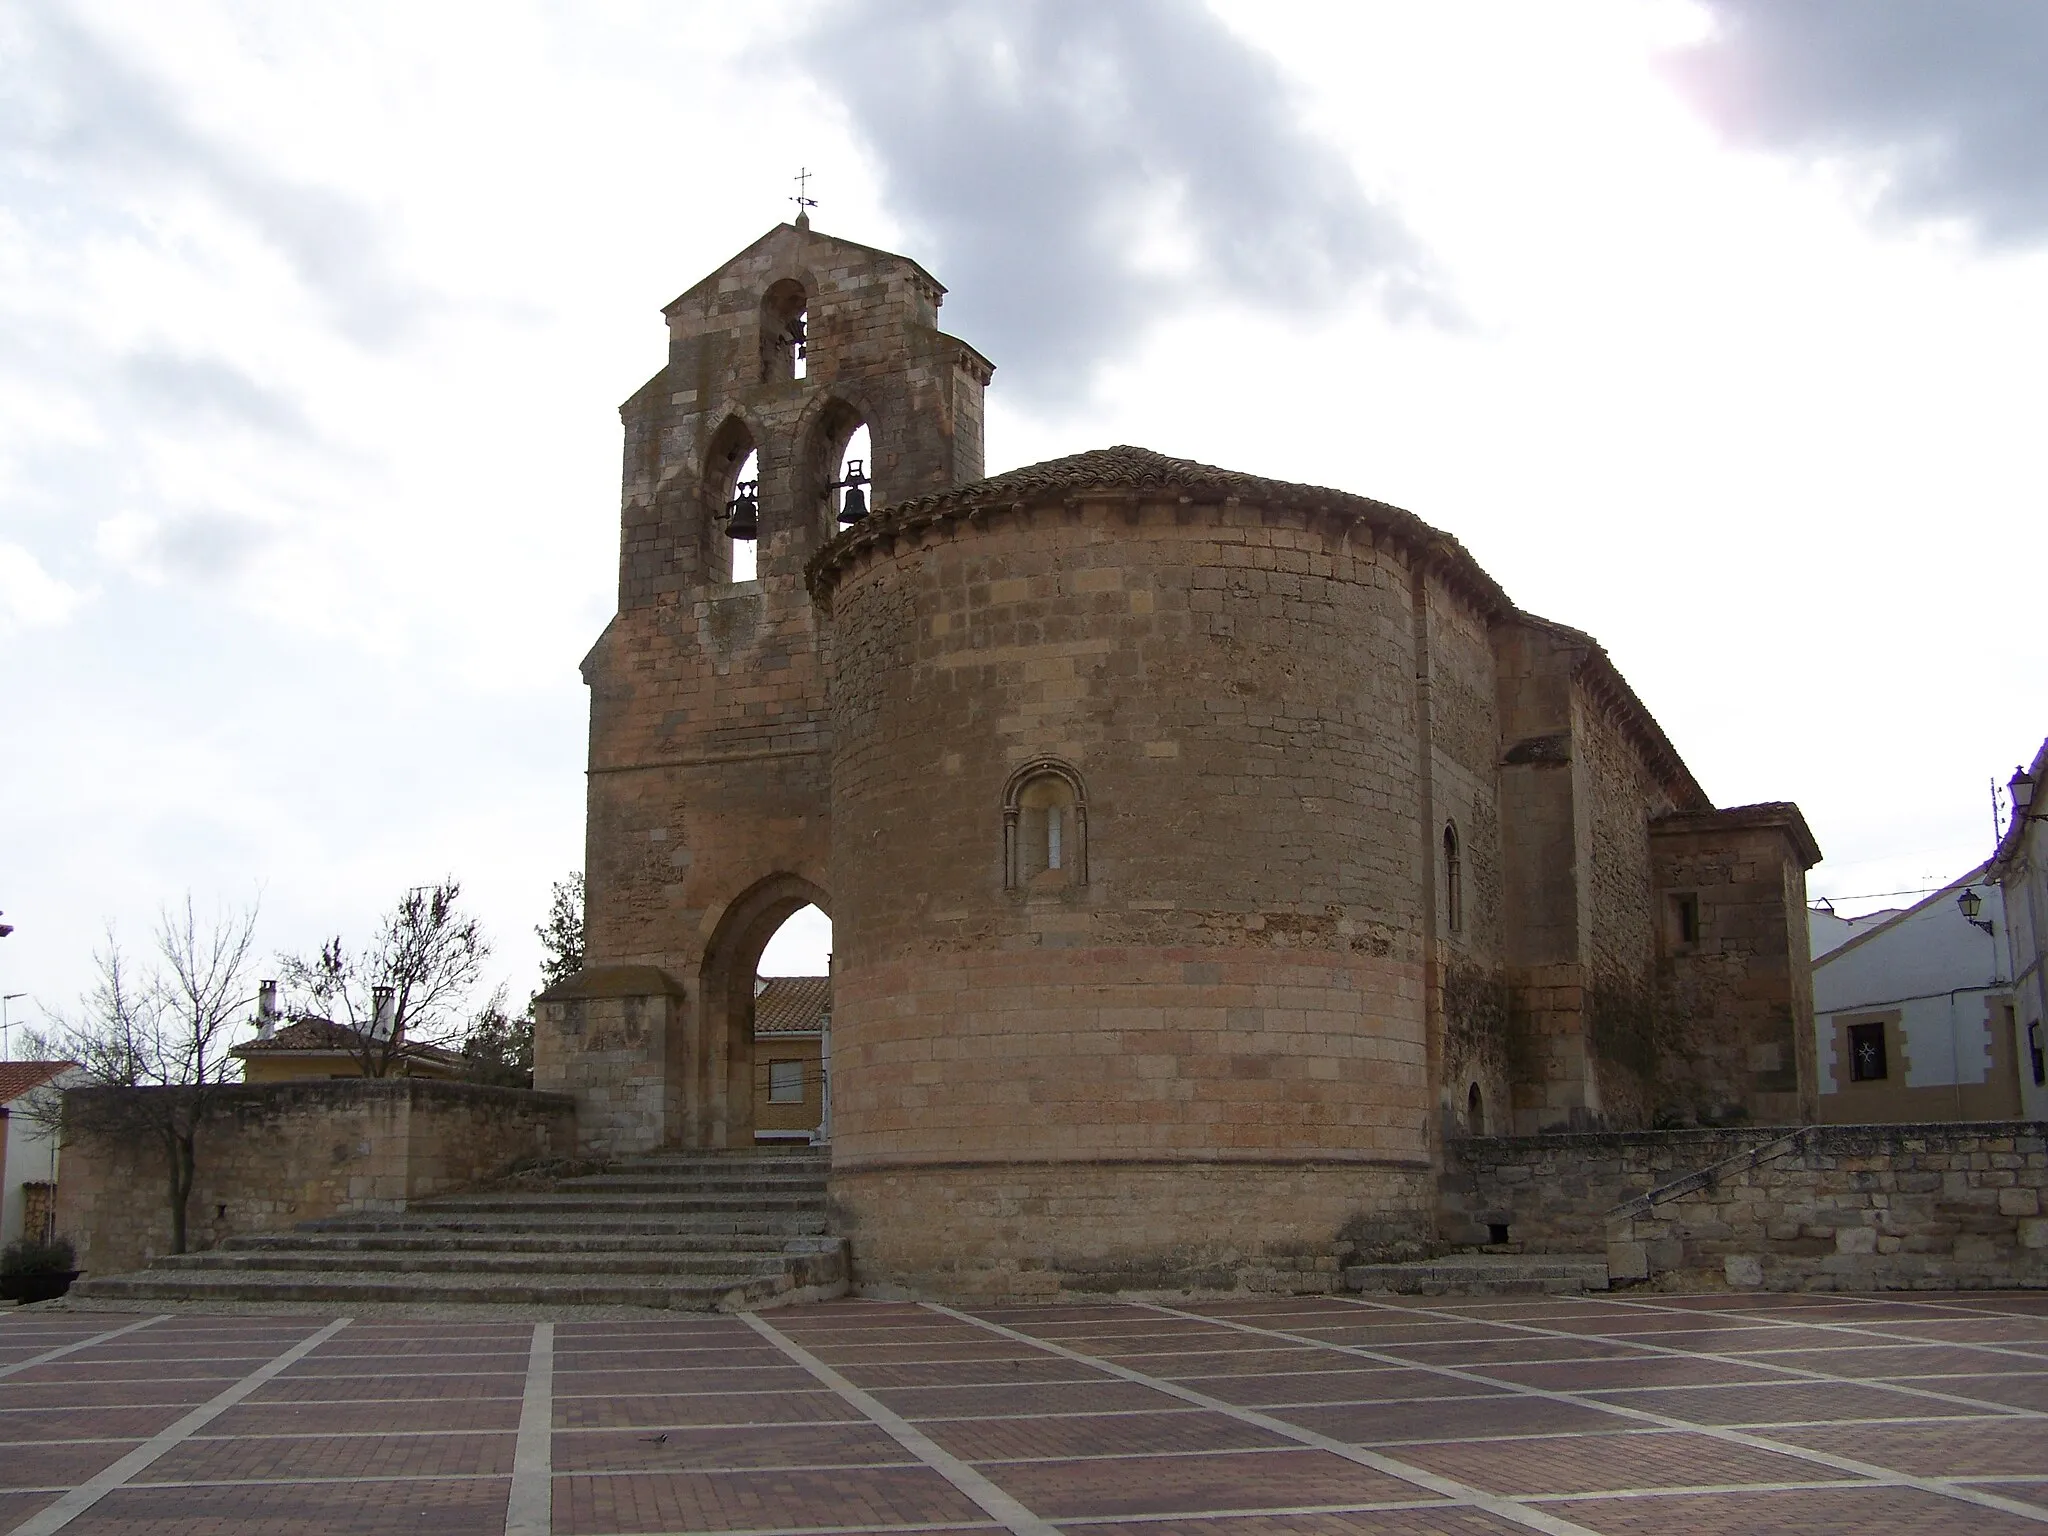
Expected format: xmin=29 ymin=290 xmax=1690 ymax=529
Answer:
xmin=1439 ymin=1127 xmax=1797 ymax=1250
xmin=56 ymin=1079 xmax=576 ymax=1276
xmin=1606 ymin=1121 xmax=2046 ymax=1291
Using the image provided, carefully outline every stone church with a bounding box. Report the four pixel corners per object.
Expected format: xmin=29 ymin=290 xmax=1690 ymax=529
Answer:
xmin=536 ymin=219 xmax=1822 ymax=1297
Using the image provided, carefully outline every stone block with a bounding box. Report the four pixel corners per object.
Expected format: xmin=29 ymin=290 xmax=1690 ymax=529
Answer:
xmin=1724 ymin=1254 xmax=1764 ymax=1288
xmin=1997 ymin=1187 xmax=2040 ymax=1217
xmin=2019 ymin=1218 xmax=2048 ymax=1250
xmin=1607 ymin=1240 xmax=1649 ymax=1280
xmin=1834 ymin=1226 xmax=1877 ymax=1255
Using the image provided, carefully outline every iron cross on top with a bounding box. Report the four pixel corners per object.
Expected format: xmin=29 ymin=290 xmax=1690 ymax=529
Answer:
xmin=793 ymin=167 xmax=818 ymax=212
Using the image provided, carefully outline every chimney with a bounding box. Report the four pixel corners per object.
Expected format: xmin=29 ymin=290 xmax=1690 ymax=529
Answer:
xmin=371 ymin=985 xmax=396 ymax=1041
xmin=2012 ymin=766 xmax=2035 ymax=816
xmin=257 ymin=979 xmax=278 ymax=1040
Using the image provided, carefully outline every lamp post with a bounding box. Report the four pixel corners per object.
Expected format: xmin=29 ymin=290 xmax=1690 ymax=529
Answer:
xmin=1 ymin=993 xmax=25 ymax=1062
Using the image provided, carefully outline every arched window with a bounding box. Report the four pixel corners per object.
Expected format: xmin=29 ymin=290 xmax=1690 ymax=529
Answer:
xmin=1443 ymin=822 xmax=1462 ymax=935
xmin=1467 ymin=1081 xmax=1485 ymax=1135
xmin=1003 ymin=758 xmax=1088 ymax=891
xmin=761 ymin=280 xmax=808 ymax=384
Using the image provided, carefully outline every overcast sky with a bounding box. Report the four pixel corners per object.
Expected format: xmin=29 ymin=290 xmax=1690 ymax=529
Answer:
xmin=4 ymin=0 xmax=2045 ymax=1039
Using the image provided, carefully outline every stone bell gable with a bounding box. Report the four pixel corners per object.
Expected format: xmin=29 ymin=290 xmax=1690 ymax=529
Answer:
xmin=615 ymin=219 xmax=993 ymax=606
xmin=546 ymin=222 xmax=993 ymax=1156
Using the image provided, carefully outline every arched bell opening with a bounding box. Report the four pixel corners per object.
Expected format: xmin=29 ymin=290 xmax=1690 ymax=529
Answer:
xmin=801 ymin=395 xmax=874 ymax=545
xmin=760 ymin=279 xmax=808 ymax=385
xmin=703 ymin=415 xmax=759 ymax=585
xmin=696 ymin=874 xmax=830 ymax=1149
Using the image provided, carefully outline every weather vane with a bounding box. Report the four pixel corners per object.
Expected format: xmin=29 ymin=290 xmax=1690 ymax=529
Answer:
xmin=792 ymin=167 xmax=818 ymax=224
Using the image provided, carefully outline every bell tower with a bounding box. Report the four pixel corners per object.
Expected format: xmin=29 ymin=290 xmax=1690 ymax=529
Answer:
xmin=537 ymin=221 xmax=993 ymax=1155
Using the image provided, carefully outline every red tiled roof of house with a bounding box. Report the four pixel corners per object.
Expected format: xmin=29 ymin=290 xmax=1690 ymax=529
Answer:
xmin=755 ymin=976 xmax=830 ymax=1035
xmin=0 ymin=1061 xmax=75 ymax=1102
xmin=231 ymin=1017 xmax=464 ymax=1065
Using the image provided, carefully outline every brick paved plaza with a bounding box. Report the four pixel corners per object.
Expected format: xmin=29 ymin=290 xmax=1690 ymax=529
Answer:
xmin=3 ymin=1291 xmax=2045 ymax=1535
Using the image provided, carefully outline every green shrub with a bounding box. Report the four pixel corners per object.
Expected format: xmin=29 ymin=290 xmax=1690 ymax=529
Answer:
xmin=1 ymin=1235 xmax=76 ymax=1275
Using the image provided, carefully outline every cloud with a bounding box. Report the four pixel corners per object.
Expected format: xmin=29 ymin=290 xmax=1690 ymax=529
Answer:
xmin=0 ymin=542 xmax=86 ymax=632
xmin=1669 ymin=0 xmax=2048 ymax=246
xmin=122 ymin=351 xmax=312 ymax=440
xmin=792 ymin=0 xmax=1447 ymax=403
xmin=96 ymin=509 xmax=275 ymax=584
xmin=0 ymin=5 xmax=433 ymax=345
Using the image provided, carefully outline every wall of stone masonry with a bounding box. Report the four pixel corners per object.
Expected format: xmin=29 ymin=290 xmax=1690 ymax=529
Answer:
xmin=1650 ymin=813 xmax=1817 ymax=1127
xmin=819 ymin=495 xmax=1446 ymax=1284
xmin=1438 ymin=1126 xmax=1797 ymax=1250
xmin=1607 ymin=1121 xmax=2047 ymax=1291
xmin=55 ymin=1080 xmax=575 ymax=1277
xmin=556 ymin=221 xmax=993 ymax=1154
xmin=1421 ymin=570 xmax=1510 ymax=1139
xmin=1575 ymin=687 xmax=1678 ymax=1125
xmin=837 ymin=1159 xmax=1435 ymax=1302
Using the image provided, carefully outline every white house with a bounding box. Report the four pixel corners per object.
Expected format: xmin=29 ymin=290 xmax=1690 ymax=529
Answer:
xmin=1990 ymin=740 xmax=2048 ymax=1122
xmin=0 ymin=1062 xmax=76 ymax=1248
xmin=1809 ymin=868 xmax=2021 ymax=1122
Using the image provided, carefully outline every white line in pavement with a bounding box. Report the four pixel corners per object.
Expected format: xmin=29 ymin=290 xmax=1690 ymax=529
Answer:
xmin=1157 ymin=1300 xmax=2048 ymax=1526
xmin=9 ymin=1316 xmax=352 ymax=1536
xmin=927 ymin=1302 xmax=1608 ymax=1536
xmin=0 ymin=1316 xmax=167 ymax=1380
xmin=505 ymin=1321 xmax=555 ymax=1536
xmin=741 ymin=1311 xmax=1063 ymax=1536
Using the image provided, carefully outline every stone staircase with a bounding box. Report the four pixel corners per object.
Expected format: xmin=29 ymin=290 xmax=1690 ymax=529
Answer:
xmin=72 ymin=1150 xmax=847 ymax=1311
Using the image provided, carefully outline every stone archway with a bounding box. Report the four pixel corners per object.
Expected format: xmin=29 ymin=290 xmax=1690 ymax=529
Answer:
xmin=697 ymin=873 xmax=830 ymax=1149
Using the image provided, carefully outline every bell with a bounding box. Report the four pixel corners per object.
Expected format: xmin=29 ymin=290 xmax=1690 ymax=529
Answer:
xmin=725 ymin=486 xmax=759 ymax=540
xmin=836 ymin=460 xmax=869 ymax=526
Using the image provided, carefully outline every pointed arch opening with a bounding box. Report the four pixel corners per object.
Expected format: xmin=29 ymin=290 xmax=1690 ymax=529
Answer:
xmin=761 ymin=279 xmax=808 ymax=384
xmin=802 ymin=395 xmax=874 ymax=542
xmin=703 ymin=415 xmax=758 ymax=585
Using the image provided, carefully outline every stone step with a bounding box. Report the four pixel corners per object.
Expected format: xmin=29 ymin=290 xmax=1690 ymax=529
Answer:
xmin=153 ymin=1248 xmax=794 ymax=1278
xmin=302 ymin=1212 xmax=829 ymax=1237
xmin=71 ymin=1150 xmax=846 ymax=1311
xmin=71 ymin=1267 xmax=798 ymax=1310
xmin=416 ymin=1192 xmax=827 ymax=1214
xmin=551 ymin=1176 xmax=828 ymax=1195
xmin=605 ymin=1157 xmax=830 ymax=1175
xmin=221 ymin=1230 xmax=804 ymax=1256
xmin=1344 ymin=1253 xmax=1610 ymax=1296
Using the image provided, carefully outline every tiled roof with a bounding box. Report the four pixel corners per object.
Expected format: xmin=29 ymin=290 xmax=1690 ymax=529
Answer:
xmin=231 ymin=1018 xmax=464 ymax=1065
xmin=806 ymin=444 xmax=1713 ymax=814
xmin=0 ymin=1061 xmax=74 ymax=1103
xmin=755 ymin=976 xmax=830 ymax=1035
xmin=807 ymin=445 xmax=1513 ymax=617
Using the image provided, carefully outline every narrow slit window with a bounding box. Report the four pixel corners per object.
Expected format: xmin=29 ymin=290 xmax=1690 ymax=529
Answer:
xmin=1443 ymin=823 xmax=1462 ymax=934
xmin=1047 ymin=807 xmax=1063 ymax=871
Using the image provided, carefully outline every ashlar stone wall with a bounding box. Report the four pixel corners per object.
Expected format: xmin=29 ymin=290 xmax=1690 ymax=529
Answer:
xmin=56 ymin=1080 xmax=575 ymax=1277
xmin=1607 ymin=1121 xmax=2048 ymax=1291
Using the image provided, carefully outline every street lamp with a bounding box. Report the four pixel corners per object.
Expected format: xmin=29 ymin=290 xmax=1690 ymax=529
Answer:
xmin=1957 ymin=887 xmax=1995 ymax=936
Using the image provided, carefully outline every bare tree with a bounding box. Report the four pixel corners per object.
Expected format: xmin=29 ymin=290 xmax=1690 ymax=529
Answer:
xmin=28 ymin=897 xmax=260 ymax=1256
xmin=278 ymin=879 xmax=489 ymax=1077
